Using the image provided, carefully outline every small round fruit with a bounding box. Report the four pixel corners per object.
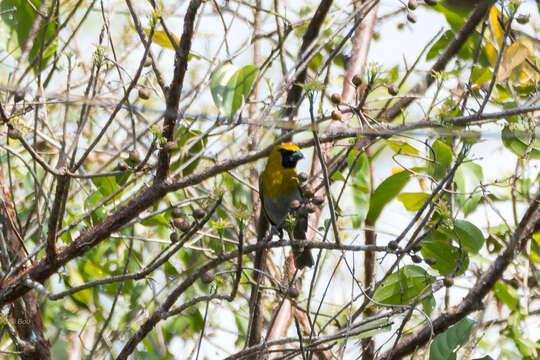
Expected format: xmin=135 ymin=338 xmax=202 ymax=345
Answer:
xmin=330 ymin=93 xmax=341 ymax=105
xmin=128 ymin=150 xmax=140 ymax=164
xmin=312 ymin=196 xmax=324 ymax=206
xmin=406 ymin=12 xmax=417 ymax=23
xmin=387 ymin=240 xmax=398 ymax=251
xmin=117 ymin=161 xmax=129 ymax=171
xmin=287 ymin=286 xmax=300 ymax=298
xmin=331 ymin=110 xmax=341 ymax=121
xmin=411 ymin=254 xmax=422 ymax=263
xmin=7 ymin=128 xmax=20 ymax=139
xmin=516 ymin=15 xmax=529 ymax=25
xmin=408 ymin=0 xmax=418 ymax=10
xmin=164 ymin=141 xmax=178 ymax=153
xmin=424 ymin=257 xmax=436 ymax=265
xmin=171 ymin=207 xmax=185 ymax=218
xmin=14 ymin=92 xmax=25 ymax=103
xmin=303 ymin=186 xmax=314 ymax=198
xmin=411 ymin=243 xmax=422 ymax=253
xmin=352 ymin=74 xmax=363 ymax=87
xmin=297 ymin=172 xmax=308 ymax=182
xmin=174 ymin=218 xmax=190 ymax=232
xmin=289 ymin=199 xmax=301 ymax=210
xmin=424 ymin=0 xmax=437 ymax=5
xmin=170 ymin=231 xmax=179 ymax=242
xmin=193 ymin=208 xmax=205 ymax=220
xmin=201 ymin=271 xmax=215 ymax=284
xmin=443 ymin=278 xmax=454 ymax=287
xmin=387 ymin=85 xmax=399 ymax=96
xmin=138 ymin=88 xmax=150 ymax=100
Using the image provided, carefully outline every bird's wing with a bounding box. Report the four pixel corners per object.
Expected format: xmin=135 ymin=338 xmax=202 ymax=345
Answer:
xmin=259 ymin=172 xmax=272 ymax=225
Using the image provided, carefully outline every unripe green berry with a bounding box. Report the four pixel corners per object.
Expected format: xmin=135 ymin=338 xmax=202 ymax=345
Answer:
xmin=352 ymin=75 xmax=363 ymax=87
xmin=330 ymin=93 xmax=341 ymax=105
xmin=170 ymin=231 xmax=179 ymax=242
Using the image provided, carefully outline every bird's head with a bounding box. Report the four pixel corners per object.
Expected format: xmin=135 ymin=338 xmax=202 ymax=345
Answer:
xmin=271 ymin=143 xmax=304 ymax=169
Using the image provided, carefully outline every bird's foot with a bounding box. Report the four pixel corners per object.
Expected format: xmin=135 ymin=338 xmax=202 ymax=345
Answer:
xmin=269 ymin=226 xmax=283 ymax=240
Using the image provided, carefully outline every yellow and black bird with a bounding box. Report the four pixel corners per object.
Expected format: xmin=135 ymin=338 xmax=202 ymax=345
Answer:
xmin=259 ymin=143 xmax=314 ymax=269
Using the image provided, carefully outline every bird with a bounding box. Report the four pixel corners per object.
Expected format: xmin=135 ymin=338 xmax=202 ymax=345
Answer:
xmin=259 ymin=143 xmax=314 ymax=269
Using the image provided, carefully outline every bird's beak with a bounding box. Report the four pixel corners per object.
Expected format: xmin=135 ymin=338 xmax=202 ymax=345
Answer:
xmin=292 ymin=150 xmax=304 ymax=161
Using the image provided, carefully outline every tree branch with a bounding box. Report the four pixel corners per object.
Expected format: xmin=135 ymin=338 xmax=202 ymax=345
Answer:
xmin=155 ymin=0 xmax=203 ymax=180
xmin=380 ymin=0 xmax=496 ymax=121
xmin=377 ymin=190 xmax=540 ymax=360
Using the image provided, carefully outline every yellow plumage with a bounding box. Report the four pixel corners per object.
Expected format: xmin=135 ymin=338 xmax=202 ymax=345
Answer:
xmin=260 ymin=145 xmax=301 ymax=198
xmin=259 ymin=143 xmax=314 ymax=269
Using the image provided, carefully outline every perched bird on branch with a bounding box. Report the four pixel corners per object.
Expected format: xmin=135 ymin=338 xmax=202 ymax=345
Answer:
xmin=259 ymin=143 xmax=314 ymax=269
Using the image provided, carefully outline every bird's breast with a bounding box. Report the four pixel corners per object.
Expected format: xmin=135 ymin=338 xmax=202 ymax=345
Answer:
xmin=262 ymin=190 xmax=303 ymax=226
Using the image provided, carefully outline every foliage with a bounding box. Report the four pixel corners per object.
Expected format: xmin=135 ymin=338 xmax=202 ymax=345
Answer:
xmin=0 ymin=0 xmax=538 ymax=359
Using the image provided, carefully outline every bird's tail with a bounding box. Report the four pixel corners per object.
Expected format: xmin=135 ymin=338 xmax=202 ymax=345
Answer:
xmin=292 ymin=246 xmax=314 ymax=269
xmin=291 ymin=207 xmax=314 ymax=269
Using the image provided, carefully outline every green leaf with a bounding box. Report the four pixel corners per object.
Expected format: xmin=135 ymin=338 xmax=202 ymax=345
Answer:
xmin=421 ymin=237 xmax=469 ymax=276
xmin=1 ymin=0 xmax=57 ymax=73
xmin=234 ymin=313 xmax=248 ymax=346
xmin=493 ymin=281 xmax=520 ymax=312
xmin=430 ymin=318 xmax=475 ymax=360
xmin=140 ymin=215 xmax=169 ymax=227
xmin=189 ymin=309 xmax=204 ymax=332
xmin=82 ymin=260 xmax=107 ymax=280
xmin=143 ymin=28 xmax=178 ymax=49
xmin=387 ymin=140 xmax=419 ymax=155
xmin=367 ymin=171 xmax=409 ymax=224
xmin=502 ymin=126 xmax=540 ymax=159
xmin=422 ymin=295 xmax=436 ymax=316
xmin=428 ymin=140 xmax=453 ymax=181
xmin=397 ymin=192 xmax=429 ymax=212
xmin=350 ymin=152 xmax=370 ymax=228
xmin=331 ymin=170 xmax=345 ymax=182
xmin=511 ymin=119 xmax=540 ymax=151
xmin=308 ymin=53 xmax=322 ymax=72
xmin=92 ymin=176 xmax=118 ymax=197
xmin=85 ymin=190 xmax=107 ymax=224
xmin=454 ymin=220 xmax=484 ymax=253
xmin=210 ymin=64 xmax=259 ymax=118
xmin=470 ymin=67 xmax=493 ymax=85
xmin=171 ymin=126 xmax=207 ymax=175
xmin=115 ymin=170 xmax=132 ymax=187
xmin=427 ymin=30 xmax=454 ymax=61
xmin=433 ymin=2 xmax=468 ymax=30
xmin=531 ymin=232 xmax=540 ymax=264
xmin=454 ymin=161 xmax=483 ymax=216
xmin=366 ymin=167 xmax=425 ymax=224
xmin=372 ymin=265 xmax=434 ymax=306
xmin=165 ymin=316 xmax=190 ymax=341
